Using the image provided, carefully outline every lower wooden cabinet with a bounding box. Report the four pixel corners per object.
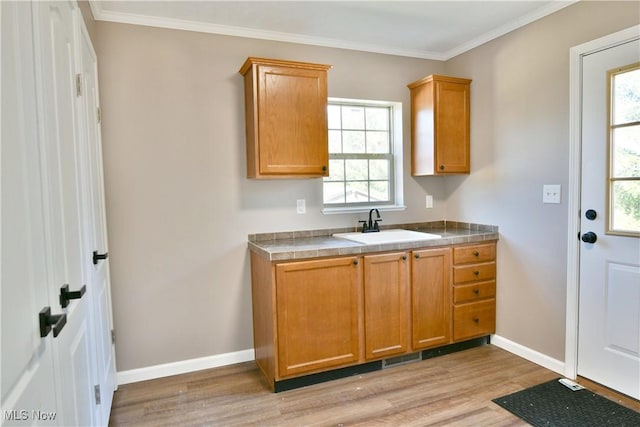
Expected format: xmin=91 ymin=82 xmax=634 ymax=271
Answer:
xmin=275 ymin=257 xmax=361 ymax=377
xmin=451 ymin=242 xmax=497 ymax=341
xmin=411 ymin=247 xmax=451 ymax=350
xmin=363 ymin=252 xmax=409 ymax=360
xmin=249 ymin=239 xmax=497 ymax=390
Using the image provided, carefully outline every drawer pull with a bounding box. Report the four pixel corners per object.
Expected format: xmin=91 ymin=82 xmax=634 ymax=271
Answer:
xmin=473 ymin=270 xmax=480 ymax=276
xmin=473 ymin=251 xmax=479 ymax=257
xmin=473 ymin=317 xmax=479 ymax=324
xmin=414 ymin=254 xmax=420 ymax=259
xmin=473 ymin=289 xmax=480 ymax=295
xmin=402 ymin=255 xmax=407 ymax=260
xmin=353 ymin=260 xmax=359 ymax=265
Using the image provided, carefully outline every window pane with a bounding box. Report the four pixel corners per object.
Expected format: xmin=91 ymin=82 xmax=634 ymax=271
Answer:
xmin=611 ymin=180 xmax=640 ymax=233
xmin=366 ymin=131 xmax=389 ymax=153
xmin=325 ymin=159 xmax=344 ymax=181
xmin=329 ymin=130 xmax=342 ymax=153
xmin=328 ymin=105 xmax=342 ymax=129
xmin=612 ymin=125 xmax=640 ymax=178
xmin=365 ymin=107 xmax=389 ymax=130
xmin=346 ymin=181 xmax=368 ymax=203
xmin=345 ymin=159 xmax=368 ymax=181
xmin=342 ymin=106 xmax=365 ymax=130
xmin=370 ymin=181 xmax=389 ymax=202
xmin=323 ymin=182 xmax=345 ymax=204
xmin=369 ymin=159 xmax=389 ymax=180
xmin=613 ymin=68 xmax=640 ymax=125
xmin=343 ymin=131 xmax=365 ymax=153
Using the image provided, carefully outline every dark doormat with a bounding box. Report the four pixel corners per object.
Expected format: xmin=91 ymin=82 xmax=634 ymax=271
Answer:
xmin=492 ymin=378 xmax=640 ymax=427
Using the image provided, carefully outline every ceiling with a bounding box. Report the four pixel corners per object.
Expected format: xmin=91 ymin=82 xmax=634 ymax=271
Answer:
xmin=89 ymin=1 xmax=577 ymax=60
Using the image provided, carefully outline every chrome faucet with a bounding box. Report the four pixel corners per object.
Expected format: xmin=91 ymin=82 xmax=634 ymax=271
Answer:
xmin=359 ymin=209 xmax=382 ymax=233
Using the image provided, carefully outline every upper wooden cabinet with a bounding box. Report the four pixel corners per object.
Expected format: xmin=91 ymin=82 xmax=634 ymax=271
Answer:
xmin=407 ymin=75 xmax=471 ymax=175
xmin=239 ymin=57 xmax=332 ymax=179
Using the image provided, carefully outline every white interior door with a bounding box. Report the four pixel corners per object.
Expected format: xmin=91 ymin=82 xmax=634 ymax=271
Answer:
xmin=578 ymin=37 xmax=639 ymax=399
xmin=33 ymin=1 xmax=95 ymax=424
xmin=1 ymin=2 xmax=59 ymax=425
xmin=77 ymin=14 xmax=118 ymax=425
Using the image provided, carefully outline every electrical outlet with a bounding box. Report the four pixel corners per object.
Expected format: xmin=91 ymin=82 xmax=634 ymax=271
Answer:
xmin=543 ymin=185 xmax=561 ymax=204
xmin=296 ymin=199 xmax=306 ymax=214
xmin=425 ymin=195 xmax=433 ymax=209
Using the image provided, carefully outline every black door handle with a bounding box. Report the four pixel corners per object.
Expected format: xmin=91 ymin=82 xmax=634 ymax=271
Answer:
xmin=581 ymin=231 xmax=597 ymax=244
xmin=39 ymin=306 xmax=67 ymax=338
xmin=93 ymin=251 xmax=108 ymax=265
xmin=59 ymin=284 xmax=86 ymax=308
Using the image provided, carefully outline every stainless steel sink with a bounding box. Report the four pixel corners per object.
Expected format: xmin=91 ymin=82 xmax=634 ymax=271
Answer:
xmin=333 ymin=229 xmax=441 ymax=244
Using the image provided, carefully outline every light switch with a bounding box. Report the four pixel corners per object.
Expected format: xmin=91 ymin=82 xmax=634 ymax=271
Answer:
xmin=425 ymin=195 xmax=433 ymax=209
xmin=543 ymin=185 xmax=561 ymax=204
xmin=296 ymin=199 xmax=306 ymax=214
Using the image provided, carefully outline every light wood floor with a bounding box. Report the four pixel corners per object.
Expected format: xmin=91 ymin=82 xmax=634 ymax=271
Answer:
xmin=109 ymin=345 xmax=639 ymax=426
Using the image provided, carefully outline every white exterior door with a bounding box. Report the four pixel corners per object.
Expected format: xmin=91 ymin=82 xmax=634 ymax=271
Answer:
xmin=578 ymin=37 xmax=639 ymax=399
xmin=1 ymin=2 xmax=59 ymax=425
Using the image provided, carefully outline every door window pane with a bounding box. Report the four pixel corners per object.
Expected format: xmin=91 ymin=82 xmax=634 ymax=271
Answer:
xmin=608 ymin=64 xmax=640 ymax=235
xmin=613 ymin=68 xmax=640 ymax=124
xmin=611 ymin=180 xmax=640 ymax=233
xmin=612 ymin=126 xmax=639 ymax=178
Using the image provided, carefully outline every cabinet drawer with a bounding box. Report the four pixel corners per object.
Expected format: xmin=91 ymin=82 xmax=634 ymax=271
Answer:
xmin=453 ymin=243 xmax=496 ymax=265
xmin=453 ymin=262 xmax=496 ymax=284
xmin=453 ymin=299 xmax=496 ymax=341
xmin=453 ymin=280 xmax=496 ymax=304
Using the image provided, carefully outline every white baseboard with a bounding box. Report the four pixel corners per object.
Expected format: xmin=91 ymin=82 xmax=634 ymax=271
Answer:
xmin=117 ymin=349 xmax=255 ymax=385
xmin=116 ymin=337 xmax=564 ymax=386
xmin=491 ymin=334 xmax=565 ymax=375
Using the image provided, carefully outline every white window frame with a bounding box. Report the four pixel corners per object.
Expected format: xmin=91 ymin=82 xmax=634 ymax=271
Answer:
xmin=322 ymin=97 xmax=405 ymax=214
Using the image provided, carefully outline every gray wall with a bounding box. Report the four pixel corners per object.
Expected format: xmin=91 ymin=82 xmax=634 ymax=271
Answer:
xmin=95 ymin=22 xmax=447 ymax=371
xmin=444 ymin=0 xmax=639 ymax=360
xmin=95 ymin=1 xmax=639 ymax=372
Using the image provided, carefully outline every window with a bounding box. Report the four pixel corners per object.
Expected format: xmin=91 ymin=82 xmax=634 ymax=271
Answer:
xmin=608 ymin=63 xmax=640 ymax=236
xmin=322 ymin=98 xmax=404 ymax=213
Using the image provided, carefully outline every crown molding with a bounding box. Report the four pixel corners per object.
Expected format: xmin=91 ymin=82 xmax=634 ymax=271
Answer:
xmin=89 ymin=0 xmax=578 ymax=61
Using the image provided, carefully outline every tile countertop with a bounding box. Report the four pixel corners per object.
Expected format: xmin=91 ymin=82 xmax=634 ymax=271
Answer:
xmin=248 ymin=221 xmax=499 ymax=262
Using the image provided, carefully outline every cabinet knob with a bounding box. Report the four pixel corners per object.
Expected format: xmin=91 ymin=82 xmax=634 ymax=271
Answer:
xmin=473 ymin=289 xmax=480 ymax=295
xmin=353 ymin=259 xmax=359 ymax=265
xmin=473 ymin=317 xmax=480 ymax=324
xmin=439 ymin=165 xmax=445 ymax=171
xmin=402 ymin=255 xmax=407 ymax=260
xmin=473 ymin=270 xmax=480 ymax=276
xmin=414 ymin=254 xmax=420 ymax=259
xmin=322 ymin=165 xmax=327 ymax=172
xmin=473 ymin=251 xmax=479 ymax=257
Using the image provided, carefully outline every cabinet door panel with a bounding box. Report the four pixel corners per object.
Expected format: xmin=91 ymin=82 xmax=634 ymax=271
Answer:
xmin=276 ymin=257 xmax=360 ymax=377
xmin=412 ymin=248 xmax=451 ymax=350
xmin=258 ymin=66 xmax=328 ymax=175
xmin=434 ymin=80 xmax=470 ymax=173
xmin=364 ymin=252 xmax=409 ymax=360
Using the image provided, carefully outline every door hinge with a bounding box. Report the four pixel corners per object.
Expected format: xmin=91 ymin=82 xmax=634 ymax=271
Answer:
xmin=97 ymin=107 xmax=102 ymax=124
xmin=76 ymin=73 xmax=82 ymax=97
xmin=94 ymin=384 xmax=101 ymax=405
xmin=111 ymin=329 xmax=115 ymax=344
